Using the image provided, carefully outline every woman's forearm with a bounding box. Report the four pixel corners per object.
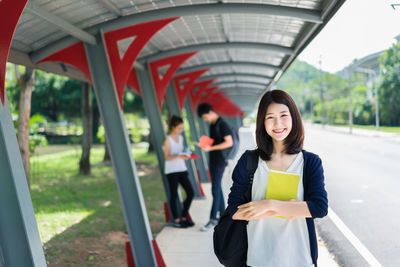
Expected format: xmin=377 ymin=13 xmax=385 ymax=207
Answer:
xmin=233 ymin=199 xmax=311 ymax=221
xmin=267 ymin=200 xmax=311 ymax=219
xmin=209 ymin=140 xmax=233 ymax=151
xmin=165 ymin=154 xmax=181 ymax=160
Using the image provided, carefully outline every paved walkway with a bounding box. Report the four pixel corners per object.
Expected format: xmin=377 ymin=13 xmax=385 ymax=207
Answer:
xmin=156 ymin=126 xmax=338 ymax=266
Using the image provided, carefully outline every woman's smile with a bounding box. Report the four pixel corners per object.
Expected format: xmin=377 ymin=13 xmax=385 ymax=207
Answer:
xmin=272 ymin=128 xmax=286 ymax=134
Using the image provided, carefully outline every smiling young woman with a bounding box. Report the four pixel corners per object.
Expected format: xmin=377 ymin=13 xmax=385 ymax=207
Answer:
xmin=227 ymin=90 xmax=328 ymax=267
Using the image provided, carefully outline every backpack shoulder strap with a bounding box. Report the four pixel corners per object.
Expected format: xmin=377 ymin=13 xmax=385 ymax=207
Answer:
xmin=243 ymin=149 xmax=258 ymax=202
xmin=245 ymin=149 xmax=258 ymax=185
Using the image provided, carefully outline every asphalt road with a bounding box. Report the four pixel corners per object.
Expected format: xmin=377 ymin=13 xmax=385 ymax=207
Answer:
xmin=304 ymin=124 xmax=400 ymax=267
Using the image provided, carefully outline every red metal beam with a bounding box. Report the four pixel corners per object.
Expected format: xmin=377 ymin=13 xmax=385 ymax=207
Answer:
xmin=149 ymin=52 xmax=197 ymax=110
xmin=127 ymin=69 xmax=141 ymax=95
xmin=39 ymin=42 xmax=92 ymax=84
xmin=172 ymin=68 xmax=209 ymax=111
xmin=103 ymin=17 xmax=178 ymax=109
xmin=0 ymin=0 xmax=29 ymax=105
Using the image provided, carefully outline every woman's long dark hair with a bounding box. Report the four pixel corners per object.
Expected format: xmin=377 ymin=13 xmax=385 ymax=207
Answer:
xmin=168 ymin=115 xmax=183 ymax=134
xmin=255 ymin=90 xmax=304 ymax=161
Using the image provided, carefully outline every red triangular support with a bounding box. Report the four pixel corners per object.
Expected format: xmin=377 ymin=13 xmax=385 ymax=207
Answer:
xmin=197 ymin=178 xmax=206 ymax=197
xmin=172 ymin=68 xmax=209 ymax=111
xmin=126 ymin=240 xmax=166 ymax=267
xmin=205 ymin=92 xmax=243 ymax=117
xmin=189 ymin=79 xmax=218 ymax=113
xmin=0 ymin=0 xmax=29 ymax=105
xmin=127 ymin=69 xmax=141 ymax=95
xmin=149 ymin=52 xmax=197 ymax=110
xmin=103 ymin=17 xmax=178 ymax=109
xmin=193 ymin=85 xmax=218 ymax=106
xmin=38 ymin=42 xmax=92 ymax=84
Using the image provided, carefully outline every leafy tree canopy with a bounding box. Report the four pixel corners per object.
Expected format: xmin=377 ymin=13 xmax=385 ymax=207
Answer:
xmin=379 ymin=43 xmax=400 ymax=125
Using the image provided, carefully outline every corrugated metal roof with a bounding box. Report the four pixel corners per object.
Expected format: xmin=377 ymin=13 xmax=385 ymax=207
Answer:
xmin=9 ymin=0 xmax=346 ymax=113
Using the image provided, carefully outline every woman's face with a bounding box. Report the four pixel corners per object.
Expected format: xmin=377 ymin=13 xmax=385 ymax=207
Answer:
xmin=264 ymin=102 xmax=292 ymax=142
xmin=172 ymin=123 xmax=184 ymax=135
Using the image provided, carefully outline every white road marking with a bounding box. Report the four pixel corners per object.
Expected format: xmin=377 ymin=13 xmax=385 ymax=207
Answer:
xmin=328 ymin=207 xmax=383 ymax=267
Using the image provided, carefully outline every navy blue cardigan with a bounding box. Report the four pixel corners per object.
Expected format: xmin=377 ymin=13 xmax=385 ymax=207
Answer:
xmin=227 ymin=150 xmax=328 ymax=266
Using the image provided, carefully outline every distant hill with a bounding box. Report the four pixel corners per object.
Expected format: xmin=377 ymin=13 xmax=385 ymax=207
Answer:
xmin=276 ymin=59 xmax=324 ymax=89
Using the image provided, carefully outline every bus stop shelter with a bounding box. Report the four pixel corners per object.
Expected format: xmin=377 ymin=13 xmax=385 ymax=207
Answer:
xmin=0 ymin=0 xmax=345 ymax=266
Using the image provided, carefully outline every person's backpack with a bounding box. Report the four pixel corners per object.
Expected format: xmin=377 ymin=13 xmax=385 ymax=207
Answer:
xmin=217 ymin=119 xmax=240 ymax=160
xmin=213 ymin=150 xmax=259 ymax=267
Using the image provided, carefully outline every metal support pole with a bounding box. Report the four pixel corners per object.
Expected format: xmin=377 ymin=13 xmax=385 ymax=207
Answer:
xmin=196 ymin=113 xmax=210 ymax=164
xmin=0 ymin=242 xmax=5 ymax=267
xmin=223 ymin=116 xmax=236 ymax=129
xmin=0 ymin=96 xmax=47 ymax=267
xmin=197 ymin=116 xmax=209 ymax=137
xmin=185 ymin=99 xmax=210 ymax=182
xmin=136 ymin=67 xmax=183 ymax=219
xmin=356 ymin=68 xmax=380 ymax=131
xmin=348 ymin=70 xmax=353 ymax=134
xmin=236 ymin=116 xmax=243 ymax=129
xmin=222 ymin=116 xmax=243 ymax=131
xmin=370 ymin=71 xmax=380 ymax=131
xmin=375 ymin=84 xmax=380 ymax=131
xmin=319 ymin=56 xmax=325 ymax=127
xmin=84 ymin=40 xmax=157 ymax=267
xmin=165 ymin=85 xmax=202 ymax=198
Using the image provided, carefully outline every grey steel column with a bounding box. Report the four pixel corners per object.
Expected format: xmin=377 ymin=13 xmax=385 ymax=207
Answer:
xmin=136 ymin=67 xmax=182 ymax=219
xmin=165 ymin=85 xmax=202 ymax=198
xmin=198 ymin=118 xmax=209 ymax=137
xmin=223 ymin=116 xmax=233 ymax=128
xmin=0 ymin=96 xmax=47 ymax=267
xmin=236 ymin=116 xmax=243 ymax=129
xmin=223 ymin=116 xmax=243 ymax=133
xmin=196 ymin=115 xmax=210 ymax=164
xmin=185 ymin=99 xmax=210 ymax=182
xmin=0 ymin=242 xmax=5 ymax=267
xmin=84 ymin=40 xmax=156 ymax=267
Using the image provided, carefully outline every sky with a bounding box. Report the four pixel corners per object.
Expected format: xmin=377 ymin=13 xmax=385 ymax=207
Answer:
xmin=298 ymin=0 xmax=400 ymax=73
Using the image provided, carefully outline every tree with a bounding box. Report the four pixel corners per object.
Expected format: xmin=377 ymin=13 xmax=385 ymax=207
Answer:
xmin=379 ymin=43 xmax=400 ymax=126
xmin=30 ymin=72 xmax=66 ymax=121
xmin=15 ymin=65 xmax=35 ymax=188
xmin=79 ymin=82 xmax=92 ymax=174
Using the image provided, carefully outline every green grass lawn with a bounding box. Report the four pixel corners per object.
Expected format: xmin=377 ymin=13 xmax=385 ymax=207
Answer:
xmin=313 ymin=122 xmax=400 ymax=134
xmin=30 ymin=144 xmax=165 ymax=266
xmin=351 ymin=125 xmax=400 ymax=133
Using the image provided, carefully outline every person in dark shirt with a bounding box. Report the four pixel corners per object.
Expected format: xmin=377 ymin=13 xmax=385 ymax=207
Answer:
xmin=197 ymin=103 xmax=233 ymax=231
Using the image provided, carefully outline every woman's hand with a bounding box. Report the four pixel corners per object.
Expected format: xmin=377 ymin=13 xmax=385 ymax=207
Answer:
xmin=202 ymin=146 xmax=212 ymax=152
xmin=179 ymin=154 xmax=190 ymax=160
xmin=233 ymin=200 xmax=277 ymax=220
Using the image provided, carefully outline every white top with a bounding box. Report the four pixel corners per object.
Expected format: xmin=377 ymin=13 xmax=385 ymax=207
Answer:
xmin=164 ymin=135 xmax=187 ymax=174
xmin=247 ymin=152 xmax=314 ymax=267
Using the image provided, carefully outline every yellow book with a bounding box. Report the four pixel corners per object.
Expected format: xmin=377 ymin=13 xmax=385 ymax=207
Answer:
xmin=266 ymin=169 xmax=301 ymax=219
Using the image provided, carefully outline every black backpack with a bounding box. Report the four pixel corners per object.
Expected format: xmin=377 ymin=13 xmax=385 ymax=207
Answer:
xmin=217 ymin=119 xmax=240 ymax=160
xmin=213 ymin=150 xmax=259 ymax=267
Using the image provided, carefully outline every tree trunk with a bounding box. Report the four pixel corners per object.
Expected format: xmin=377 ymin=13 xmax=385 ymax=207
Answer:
xmin=147 ymin=126 xmax=155 ymax=152
xmin=16 ymin=65 xmax=35 ymax=189
xmin=79 ymin=83 xmax=92 ymax=175
xmin=92 ymin=105 xmax=100 ymax=143
xmin=103 ymin=138 xmax=111 ymax=162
